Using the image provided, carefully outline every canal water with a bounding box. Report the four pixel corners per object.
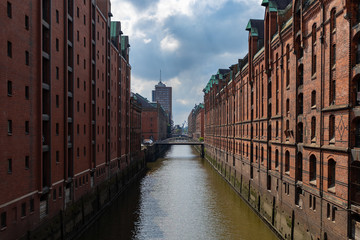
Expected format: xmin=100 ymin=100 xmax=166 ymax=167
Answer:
xmin=78 ymin=145 xmax=277 ymax=240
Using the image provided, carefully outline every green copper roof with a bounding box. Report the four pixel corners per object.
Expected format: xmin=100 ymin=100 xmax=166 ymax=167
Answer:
xmin=110 ymin=22 xmax=118 ymax=38
xmin=261 ymin=0 xmax=269 ymax=6
xmin=246 ymin=20 xmax=259 ymax=37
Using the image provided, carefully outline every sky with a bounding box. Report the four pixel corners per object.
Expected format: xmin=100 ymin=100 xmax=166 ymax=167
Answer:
xmin=111 ymin=0 xmax=264 ymax=126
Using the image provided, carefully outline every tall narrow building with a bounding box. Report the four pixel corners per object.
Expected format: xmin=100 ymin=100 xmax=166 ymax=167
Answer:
xmin=152 ymin=81 xmax=172 ymax=123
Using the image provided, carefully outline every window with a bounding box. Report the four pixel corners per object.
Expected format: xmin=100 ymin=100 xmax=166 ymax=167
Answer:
xmin=331 ymin=44 xmax=336 ymax=68
xmin=59 ymin=187 xmax=62 ymax=197
xmin=84 ymin=103 xmax=86 ymax=113
xmin=8 ymin=120 xmax=12 ymax=134
xmin=25 ymin=156 xmax=29 ymax=169
xmin=25 ymin=15 xmax=29 ymax=30
xmin=84 ymin=37 xmax=86 ymax=47
xmin=7 ymin=81 xmax=12 ymax=96
xmin=329 ymin=115 xmax=335 ymax=142
xmin=267 ymin=175 xmax=271 ymax=190
xmin=56 ymin=123 xmax=59 ymax=135
xmin=83 ymin=15 xmax=86 ymax=25
xmin=84 ymin=81 xmax=86 ymax=91
xmin=25 ymin=86 xmax=29 ymax=99
xmin=330 ymin=9 xmax=336 ymax=30
xmin=327 ymin=203 xmax=331 ymax=218
xmin=311 ymin=91 xmax=316 ymax=107
xmin=77 ymin=124 xmax=79 ymax=134
xmin=313 ymin=196 xmax=316 ymax=210
xmin=25 ymin=121 xmax=29 ymax=134
xmin=268 ymin=146 xmax=272 ymax=170
xmin=77 ymin=54 xmax=79 ymax=65
xmin=1 ymin=212 xmax=6 ymax=228
xmin=328 ymin=159 xmax=336 ymax=189
xmin=77 ymin=7 xmax=79 ymax=18
xmin=53 ymin=189 xmax=56 ymax=200
xmin=332 ymin=206 xmax=336 ymax=221
xmin=7 ymin=2 xmax=12 ymax=18
xmin=56 ymin=95 xmax=59 ymax=108
xmin=286 ymin=44 xmax=290 ymax=86
xmin=296 ymin=152 xmax=303 ymax=182
xmin=286 ymin=99 xmax=290 ymax=115
xmin=285 ymin=151 xmax=290 ymax=173
xmin=309 ymin=155 xmax=316 ymax=182
xmin=298 ymin=93 xmax=303 ymax=115
xmin=56 ymin=38 xmax=59 ymax=51
xmin=56 ymin=10 xmax=59 ymax=23
xmin=8 ymin=159 xmax=12 ymax=173
xmin=312 ymin=24 xmax=317 ymax=75
xmin=21 ymin=203 xmax=26 ymax=217
xmin=56 ymin=67 xmax=59 ymax=79
xmin=311 ymin=117 xmax=316 ymax=140
xmin=84 ymin=147 xmax=86 ymax=156
xmin=56 ymin=151 xmax=59 ymax=163
xmin=7 ymin=41 xmax=12 ymax=58
xmin=275 ymin=149 xmax=279 ymax=169
xmin=30 ymin=199 xmax=34 ymax=212
xmin=77 ymin=147 xmax=79 ymax=157
xmin=77 ymin=31 xmax=79 ymax=41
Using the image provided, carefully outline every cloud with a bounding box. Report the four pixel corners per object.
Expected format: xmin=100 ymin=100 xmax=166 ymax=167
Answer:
xmin=143 ymin=38 xmax=152 ymax=44
xmin=111 ymin=0 xmax=265 ymax=124
xmin=160 ymin=35 xmax=180 ymax=52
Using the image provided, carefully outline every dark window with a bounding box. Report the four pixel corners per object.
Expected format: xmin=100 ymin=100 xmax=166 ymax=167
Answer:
xmin=8 ymin=120 xmax=12 ymax=134
xmin=84 ymin=103 xmax=86 ymax=113
xmin=313 ymin=196 xmax=316 ymax=210
xmin=77 ymin=7 xmax=79 ymax=17
xmin=312 ymin=24 xmax=317 ymax=75
xmin=332 ymin=206 xmax=336 ymax=221
xmin=84 ymin=37 xmax=86 ymax=47
xmin=56 ymin=151 xmax=59 ymax=163
xmin=30 ymin=199 xmax=34 ymax=212
xmin=7 ymin=81 xmax=12 ymax=96
xmin=328 ymin=159 xmax=336 ymax=189
xmin=59 ymin=186 xmax=62 ymax=197
xmin=25 ymin=15 xmax=29 ymax=30
xmin=25 ymin=121 xmax=29 ymax=134
xmin=56 ymin=123 xmax=59 ymax=135
xmin=77 ymin=54 xmax=79 ymax=65
xmin=331 ymin=9 xmax=336 ymax=30
xmin=329 ymin=115 xmax=335 ymax=142
xmin=267 ymin=175 xmax=271 ymax=190
xmin=286 ymin=45 xmax=290 ymax=86
xmin=310 ymin=155 xmax=317 ymax=182
xmin=77 ymin=147 xmax=79 ymax=157
xmin=286 ymin=99 xmax=290 ymax=115
xmin=25 ymin=156 xmax=29 ymax=169
xmin=21 ymin=203 xmax=26 ymax=217
xmin=77 ymin=78 xmax=80 ymax=88
xmin=56 ymin=95 xmax=59 ymax=108
xmin=311 ymin=117 xmax=316 ymax=140
xmin=56 ymin=10 xmax=59 ymax=23
xmin=331 ymin=44 xmax=336 ymax=67
xmin=83 ymin=15 xmax=86 ymax=25
xmin=77 ymin=31 xmax=79 ymax=41
xmin=1 ymin=212 xmax=6 ymax=228
xmin=7 ymin=2 xmax=12 ymax=18
xmin=356 ymin=120 xmax=360 ymax=147
xmin=298 ymin=93 xmax=303 ymax=115
xmin=56 ymin=67 xmax=59 ymax=79
xmin=311 ymin=91 xmax=316 ymax=107
xmin=25 ymin=86 xmax=29 ymax=99
xmin=7 ymin=41 xmax=12 ymax=58
xmin=327 ymin=203 xmax=331 ymax=218
xmin=53 ymin=189 xmax=56 ymax=200
xmin=84 ymin=81 xmax=86 ymax=91
xmin=296 ymin=152 xmax=303 ymax=182
xmin=56 ymin=38 xmax=59 ymax=51
xmin=8 ymin=159 xmax=12 ymax=173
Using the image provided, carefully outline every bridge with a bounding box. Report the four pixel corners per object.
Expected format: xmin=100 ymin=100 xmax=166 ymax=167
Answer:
xmin=156 ymin=137 xmax=205 ymax=158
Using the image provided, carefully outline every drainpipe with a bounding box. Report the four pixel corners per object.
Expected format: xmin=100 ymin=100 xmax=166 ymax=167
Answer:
xmin=344 ymin=7 xmax=352 ymax=239
xmin=319 ymin=0 xmax=325 ymax=237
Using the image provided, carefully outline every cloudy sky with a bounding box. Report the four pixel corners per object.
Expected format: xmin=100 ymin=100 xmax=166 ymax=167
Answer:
xmin=111 ymin=0 xmax=264 ymax=125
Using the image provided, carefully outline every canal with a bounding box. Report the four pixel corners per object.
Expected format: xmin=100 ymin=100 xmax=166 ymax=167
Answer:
xmin=78 ymin=145 xmax=277 ymax=240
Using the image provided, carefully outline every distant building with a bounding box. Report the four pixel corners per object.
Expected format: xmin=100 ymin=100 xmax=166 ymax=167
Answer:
xmin=134 ymin=93 xmax=168 ymax=141
xmin=187 ymin=104 xmax=204 ymax=140
xmin=130 ymin=93 xmax=142 ymax=161
xmin=152 ymin=81 xmax=172 ymax=123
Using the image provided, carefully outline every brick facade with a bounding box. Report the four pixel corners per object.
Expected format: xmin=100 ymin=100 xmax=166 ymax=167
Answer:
xmin=0 ymin=1 xmax=134 ymax=239
xmin=187 ymin=103 xmax=204 ymax=140
xmin=203 ymin=0 xmax=360 ymax=239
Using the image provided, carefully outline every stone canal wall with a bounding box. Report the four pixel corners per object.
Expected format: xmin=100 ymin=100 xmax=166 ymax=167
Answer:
xmin=20 ymin=157 xmax=146 ymax=240
xmin=198 ymin=145 xmax=299 ymax=240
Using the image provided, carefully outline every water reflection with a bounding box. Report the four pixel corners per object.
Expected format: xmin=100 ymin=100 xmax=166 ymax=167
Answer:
xmin=78 ymin=145 xmax=277 ymax=240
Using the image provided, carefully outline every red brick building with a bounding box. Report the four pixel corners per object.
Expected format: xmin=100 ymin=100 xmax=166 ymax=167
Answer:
xmin=0 ymin=1 xmax=133 ymax=239
xmin=187 ymin=103 xmax=204 ymax=140
xmin=130 ymin=93 xmax=142 ymax=161
xmin=204 ymin=0 xmax=360 ymax=239
xmin=133 ymin=93 xmax=168 ymax=142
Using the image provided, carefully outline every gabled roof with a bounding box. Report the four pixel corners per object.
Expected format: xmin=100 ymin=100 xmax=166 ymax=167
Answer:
xmin=261 ymin=0 xmax=292 ymax=11
xmin=246 ymin=19 xmax=264 ymax=39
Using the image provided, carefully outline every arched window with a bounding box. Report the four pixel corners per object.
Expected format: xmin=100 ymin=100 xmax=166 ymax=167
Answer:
xmin=329 ymin=115 xmax=335 ymax=142
xmin=285 ymin=151 xmax=290 ymax=173
xmin=276 ymin=121 xmax=279 ymax=137
xmin=312 ymin=24 xmax=317 ymax=75
xmin=299 ymin=64 xmax=304 ymax=86
xmin=311 ymin=116 xmax=316 ymax=140
xmin=268 ymin=146 xmax=272 ymax=170
xmin=298 ymin=93 xmax=303 ymax=115
xmin=275 ymin=149 xmax=279 ymax=169
xmin=330 ymin=9 xmax=336 ymax=30
xmin=297 ymin=122 xmax=303 ymax=143
xmin=286 ymin=99 xmax=290 ymax=115
xmin=309 ymin=155 xmax=317 ymax=182
xmin=311 ymin=90 xmax=316 ymax=107
xmin=286 ymin=44 xmax=290 ymax=86
xmin=328 ymin=159 xmax=336 ymax=189
xmin=296 ymin=152 xmax=303 ymax=182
